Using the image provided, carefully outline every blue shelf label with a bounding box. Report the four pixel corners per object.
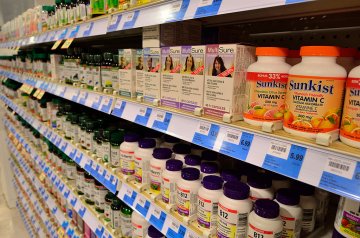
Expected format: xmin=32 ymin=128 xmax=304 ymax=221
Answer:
xmin=122 ymin=11 xmax=140 ymax=30
xmin=135 ymin=198 xmax=151 ymax=217
xmin=69 ymin=148 xmax=77 ymax=159
xmin=165 ymin=0 xmax=190 ymax=22
xmin=149 ymin=209 xmax=166 ymax=231
xmin=220 ymin=131 xmax=253 ymax=160
xmin=135 ymin=108 xmax=152 ymax=126
xmin=66 ymin=228 xmax=75 ymax=237
xmin=70 ymin=196 xmax=77 ymax=207
xmin=64 ymin=189 xmax=70 ymax=199
xmin=263 ymin=143 xmax=307 ymax=179
xmin=106 ymin=175 xmax=118 ymax=194
xmin=92 ymin=95 xmax=103 ymax=110
xmin=100 ymin=97 xmax=113 ymax=113
xmin=52 ymin=207 xmax=57 ymax=214
xmin=152 ymin=112 xmax=172 ymax=132
xmin=78 ymin=92 xmax=88 ymax=105
xmin=83 ymin=22 xmax=94 ymax=37
xmin=74 ymin=152 xmax=83 ymax=165
xmin=72 ymin=90 xmax=81 ymax=101
xmin=166 ymin=223 xmax=186 ymax=238
xmin=78 ymin=206 xmax=86 ymax=218
xmin=95 ymin=226 xmax=105 ymax=237
xmin=194 ymin=0 xmax=222 ymax=18
xmin=123 ymin=189 xmax=138 ymax=206
xmin=69 ymin=25 xmax=80 ymax=38
xmin=60 ymin=87 xmax=67 ymax=97
xmin=192 ymin=122 xmax=220 ymax=149
xmin=61 ymin=141 xmax=68 ymax=152
xmin=55 ymin=137 xmax=62 ymax=147
xmin=61 ymin=221 xmax=69 ymax=230
xmin=58 ymin=28 xmax=69 ymax=40
xmin=107 ymin=14 xmax=122 ymax=32
xmin=111 ymin=100 xmax=126 ymax=117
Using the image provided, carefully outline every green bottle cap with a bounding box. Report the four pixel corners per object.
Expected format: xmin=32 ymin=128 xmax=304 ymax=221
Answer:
xmin=110 ymin=129 xmax=125 ymax=144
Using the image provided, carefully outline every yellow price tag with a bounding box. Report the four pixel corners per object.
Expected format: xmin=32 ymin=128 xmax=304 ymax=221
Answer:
xmin=39 ymin=172 xmax=46 ymax=182
xmin=33 ymin=89 xmax=41 ymax=98
xmin=57 ymin=227 xmax=65 ymax=238
xmin=51 ymin=40 xmax=63 ymax=50
xmin=27 ymin=86 xmax=34 ymax=94
xmin=37 ymin=90 xmax=46 ymax=100
xmin=19 ymin=84 xmax=26 ymax=92
xmin=61 ymin=38 xmax=74 ymax=49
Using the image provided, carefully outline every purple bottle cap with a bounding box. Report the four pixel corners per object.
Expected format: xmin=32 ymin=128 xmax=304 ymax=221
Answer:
xmin=254 ymin=199 xmax=280 ymax=219
xmin=221 ymin=169 xmax=239 ymax=182
xmin=201 ymin=150 xmax=218 ymax=162
xmin=172 ymin=143 xmax=191 ymax=154
xmin=164 ymin=135 xmax=180 ymax=143
xmin=181 ymin=167 xmax=200 ymax=181
xmin=152 ymin=148 xmax=172 ymax=160
xmin=166 ymin=159 xmax=183 ymax=171
xmin=203 ymin=175 xmax=223 ymax=190
xmin=138 ymin=138 xmax=156 ymax=148
xmin=124 ymin=133 xmax=140 ymax=142
xmin=247 ymin=174 xmax=272 ymax=189
xmin=201 ymin=162 xmax=219 ymax=174
xmin=332 ymin=228 xmax=346 ymax=238
xmin=223 ymin=181 xmax=250 ymax=200
xmin=276 ymin=188 xmax=300 ymax=206
xmin=185 ymin=154 xmax=201 ymax=166
xmin=147 ymin=225 xmax=163 ymax=238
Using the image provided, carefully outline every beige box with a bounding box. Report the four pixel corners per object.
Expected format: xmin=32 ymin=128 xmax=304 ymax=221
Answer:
xmin=143 ymin=47 xmax=161 ymax=104
xmin=135 ymin=49 xmax=144 ymax=97
xmin=118 ymin=49 xmax=136 ymax=98
xmin=50 ymin=54 xmax=62 ymax=81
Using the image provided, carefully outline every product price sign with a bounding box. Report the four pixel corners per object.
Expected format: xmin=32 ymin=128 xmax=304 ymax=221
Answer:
xmin=84 ymin=159 xmax=93 ymax=173
xmin=64 ymin=188 xmax=70 ymax=199
xmin=122 ymin=10 xmax=140 ymax=30
xmin=319 ymin=157 xmax=360 ymax=198
xmin=111 ymin=100 xmax=126 ymax=117
xmin=152 ymin=111 xmax=172 ymax=132
xmin=74 ymin=151 xmax=83 ymax=165
xmin=102 ymin=231 xmax=112 ymax=238
xmin=262 ymin=142 xmax=307 ymax=179
xmin=78 ymin=91 xmax=88 ymax=105
xmin=166 ymin=220 xmax=187 ymax=238
xmin=149 ymin=207 xmax=166 ymax=231
xmin=55 ymin=137 xmax=62 ymax=147
xmin=194 ymin=0 xmax=223 ymax=18
xmin=220 ymin=130 xmax=253 ymax=160
xmin=69 ymin=25 xmax=80 ymax=38
xmin=105 ymin=174 xmax=118 ymax=193
xmin=97 ymin=166 xmax=105 ymax=184
xmin=51 ymin=133 xmax=57 ymax=144
xmin=99 ymin=96 xmax=113 ymax=113
xmin=61 ymin=220 xmax=69 ymax=230
xmin=165 ymin=0 xmax=190 ymax=22
xmin=70 ymin=195 xmax=77 ymax=207
xmin=135 ymin=195 xmax=151 ymax=217
xmin=78 ymin=205 xmax=86 ymax=218
xmin=66 ymin=227 xmax=74 ymax=237
xmin=119 ymin=184 xmax=137 ymax=206
xmin=60 ymin=141 xmax=68 ymax=152
xmin=134 ymin=107 xmax=152 ymax=126
xmin=107 ymin=14 xmax=122 ymax=32
xmin=95 ymin=225 xmax=105 ymax=238
xmin=69 ymin=147 xmax=77 ymax=159
xmin=58 ymin=28 xmax=69 ymax=40
xmin=192 ymin=122 xmax=220 ymax=149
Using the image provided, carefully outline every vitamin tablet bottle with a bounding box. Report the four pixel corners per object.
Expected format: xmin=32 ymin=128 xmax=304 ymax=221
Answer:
xmin=120 ymin=133 xmax=139 ymax=175
xmin=247 ymin=199 xmax=283 ymax=238
xmin=120 ymin=203 xmax=133 ymax=238
xmin=197 ymin=175 xmax=224 ymax=230
xmin=160 ymin=135 xmax=180 ymax=149
xmin=284 ymin=46 xmax=347 ymax=139
xmin=110 ymin=129 xmax=124 ymax=168
xmin=340 ymin=65 xmax=360 ymax=149
xmin=217 ymin=181 xmax=253 ymax=238
xmin=76 ymin=165 xmax=85 ymax=195
xmin=200 ymin=162 xmax=219 ymax=179
xmin=84 ymin=172 xmax=95 ymax=205
xmin=297 ymin=184 xmax=317 ymax=234
xmin=161 ymin=159 xmax=183 ymax=205
xmin=333 ymin=196 xmax=360 ymax=238
xmin=94 ymin=180 xmax=107 ymax=213
xmin=150 ymin=148 xmax=172 ymax=193
xmin=134 ymin=138 xmax=156 ymax=185
xmin=337 ymin=48 xmax=357 ymax=73
xmin=274 ymin=188 xmax=302 ymax=238
xmin=220 ymin=169 xmax=239 ymax=182
xmin=104 ymin=191 xmax=116 ymax=222
xmin=184 ymin=154 xmax=201 ymax=169
xmin=172 ymin=143 xmax=191 ymax=163
xmin=176 ymin=167 xmax=201 ymax=217
xmin=314 ymin=188 xmax=329 ymax=225
xmin=132 ymin=211 xmax=150 ymax=238
xmin=247 ymin=174 xmax=274 ymax=202
xmin=244 ymin=47 xmax=290 ymax=126
xmin=146 ymin=226 xmax=165 ymax=238
xmin=111 ymin=198 xmax=122 ymax=230
xmin=101 ymin=129 xmax=111 ymax=163
xmin=144 ymin=130 xmax=163 ymax=147
xmin=286 ymin=50 xmax=301 ymax=66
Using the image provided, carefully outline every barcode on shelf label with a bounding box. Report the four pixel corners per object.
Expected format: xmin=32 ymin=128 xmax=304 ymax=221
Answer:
xmin=267 ymin=141 xmax=290 ymax=159
xmin=124 ymin=12 xmax=134 ymax=22
xmin=197 ymin=122 xmax=210 ymax=136
xmin=138 ymin=107 xmax=146 ymax=117
xmin=324 ymin=157 xmax=356 ymax=179
xmin=224 ymin=129 xmax=240 ymax=144
xmin=155 ymin=111 xmax=165 ymax=122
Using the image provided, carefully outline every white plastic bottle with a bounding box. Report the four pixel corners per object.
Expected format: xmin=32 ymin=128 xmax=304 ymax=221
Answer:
xmin=146 ymin=226 xmax=165 ymax=238
xmin=333 ymin=196 xmax=360 ymax=238
xmin=247 ymin=199 xmax=283 ymax=238
xmin=217 ymin=181 xmax=253 ymax=238
xmin=132 ymin=211 xmax=150 ymax=238
xmin=314 ymin=188 xmax=329 ymax=225
xmin=149 ymin=148 xmax=172 ymax=193
xmin=244 ymin=47 xmax=291 ymax=126
xmin=298 ymin=184 xmax=317 ymax=234
xmin=184 ymin=154 xmax=202 ymax=170
xmin=337 ymin=48 xmax=357 ymax=73
xmin=274 ymin=188 xmax=302 ymax=238
xmin=161 ymin=159 xmax=183 ymax=205
xmin=134 ymin=139 xmax=156 ymax=185
xmin=220 ymin=169 xmax=239 ymax=183
xmin=160 ymin=135 xmax=180 ymax=149
xmin=247 ymin=174 xmax=274 ymax=202
xmin=176 ymin=167 xmax=202 ymax=218
xmin=172 ymin=143 xmax=191 ymax=163
xmin=197 ymin=175 xmax=224 ymax=231
xmin=120 ymin=133 xmax=139 ymax=175
xmin=200 ymin=162 xmax=219 ymax=179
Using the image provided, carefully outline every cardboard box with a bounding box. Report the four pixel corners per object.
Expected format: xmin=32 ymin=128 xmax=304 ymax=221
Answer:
xmin=135 ymin=49 xmax=144 ymax=97
xmin=143 ymin=47 xmax=161 ymax=104
xmin=118 ymin=49 xmax=136 ymax=97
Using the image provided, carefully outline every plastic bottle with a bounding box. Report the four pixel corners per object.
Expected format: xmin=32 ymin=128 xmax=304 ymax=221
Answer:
xmin=134 ymin=138 xmax=156 ymax=185
xmin=200 ymin=162 xmax=219 ymax=179
xmin=247 ymin=199 xmax=283 ymax=238
xmin=197 ymin=175 xmax=224 ymax=230
xmin=77 ymin=0 xmax=87 ymax=21
xmin=184 ymin=154 xmax=201 ymax=170
xmin=101 ymin=52 xmax=114 ymax=92
xmin=79 ymin=116 xmax=88 ymax=149
xmin=101 ymin=129 xmax=111 ymax=163
xmin=283 ymin=46 xmax=347 ymax=139
xmin=120 ymin=133 xmax=139 ymax=175
xmin=244 ymin=47 xmax=290 ymax=126
xmin=172 ymin=143 xmax=191 ymax=163
xmin=286 ymin=50 xmax=301 ymax=66
xmin=66 ymin=157 xmax=76 ymax=180
xmin=110 ymin=129 xmax=125 ymax=168
xmin=104 ymin=191 xmax=116 ymax=222
xmin=161 ymin=159 xmax=183 ymax=205
xmin=217 ymin=181 xmax=252 ymax=238
xmin=298 ymin=184 xmax=317 ymax=234
xmin=337 ymin=48 xmax=357 ymax=73
xmin=144 ymin=129 xmax=163 ymax=147
xmin=94 ymin=180 xmax=107 ymax=213
xmin=314 ymin=188 xmax=329 ymax=226
xmin=70 ymin=114 xmax=79 ymax=142
xmin=86 ymin=54 xmax=94 ymax=90
xmin=111 ymin=198 xmax=122 ymax=230
xmin=160 ymin=135 xmax=180 ymax=149
xmin=220 ymin=169 xmax=239 ymax=182
xmin=333 ymin=196 xmax=360 ymax=238
xmin=150 ymin=148 xmax=172 ymax=192
xmin=85 ymin=121 xmax=94 ymax=151
xmin=340 ymin=65 xmax=360 ymax=149
xmin=84 ymin=172 xmax=95 ymax=205
xmin=120 ymin=203 xmax=133 ymax=238
xmin=111 ymin=54 xmax=119 ymax=92
xmin=132 ymin=211 xmax=150 ymax=238
xmin=176 ymin=167 xmax=201 ymax=218
xmin=146 ymin=226 xmax=164 ymax=238
xmin=274 ymin=188 xmax=302 ymax=238
xmin=247 ymin=174 xmax=274 ymax=202
xmin=93 ymin=54 xmax=102 ymax=90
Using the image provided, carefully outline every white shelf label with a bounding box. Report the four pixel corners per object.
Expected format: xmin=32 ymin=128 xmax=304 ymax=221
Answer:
xmin=267 ymin=141 xmax=290 ymax=160
xmin=324 ymin=157 xmax=356 ymax=179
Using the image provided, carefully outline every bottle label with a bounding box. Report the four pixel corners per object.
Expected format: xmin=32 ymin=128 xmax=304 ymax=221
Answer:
xmin=197 ymin=195 xmax=218 ymax=229
xmin=76 ymin=172 xmax=84 ymax=191
xmin=92 ymin=66 xmax=102 ymax=88
xmin=337 ymin=210 xmax=360 ymax=238
xmin=217 ymin=203 xmax=248 ymax=238
xmin=150 ymin=164 xmax=162 ymax=191
xmin=244 ymin=72 xmax=288 ymax=121
xmin=85 ymin=132 xmax=93 ymax=151
xmin=301 ymin=208 xmax=315 ymax=233
xmin=112 ymin=68 xmax=119 ymax=91
xmin=111 ymin=210 xmax=121 ymax=229
xmin=71 ymin=124 xmax=78 ymax=142
xmin=84 ymin=179 xmax=94 ymax=200
xmin=111 ymin=145 xmax=120 ymax=166
xmin=132 ymin=222 xmax=145 ymax=238
xmin=120 ymin=150 xmax=135 ymax=175
xmin=247 ymin=223 xmax=282 ymax=238
xmin=101 ymin=66 xmax=113 ymax=88
xmin=65 ymin=121 xmax=72 ymax=138
xmin=101 ymin=142 xmax=110 ymax=162
xmin=120 ymin=213 xmax=132 ymax=237
xmin=79 ymin=65 xmax=86 ymax=84
xmin=176 ymin=185 xmax=197 ymax=217
xmin=79 ymin=4 xmax=86 ymax=20
xmin=280 ymin=215 xmax=300 ymax=238
xmin=40 ymin=107 xmax=49 ymax=121
xmin=97 ymin=143 xmax=104 ymax=159
xmin=85 ymin=67 xmax=93 ymax=87
xmin=134 ymin=157 xmax=150 ymax=184
xmin=56 ymin=118 xmax=62 ymax=130
xmin=161 ymin=177 xmax=176 ymax=204
xmin=94 ymin=187 xmax=107 ymax=208
xmin=66 ymin=164 xmax=76 ymax=180
xmin=104 ymin=202 xmax=112 ymax=221
xmin=340 ymin=78 xmax=360 ymax=142
xmin=284 ymin=75 xmax=346 ymax=133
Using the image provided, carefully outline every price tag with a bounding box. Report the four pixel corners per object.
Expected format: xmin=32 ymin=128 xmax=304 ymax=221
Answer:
xmin=61 ymin=38 xmax=74 ymax=49
xmin=135 ymin=196 xmax=151 ymax=217
xmin=165 ymin=0 xmax=189 ymax=22
xmin=122 ymin=11 xmax=139 ymax=30
xmin=152 ymin=111 xmax=172 ymax=132
xmin=99 ymin=96 xmax=113 ymax=113
xmin=95 ymin=225 xmax=105 ymax=237
xmin=78 ymin=91 xmax=88 ymax=105
xmin=192 ymin=122 xmax=220 ymax=149
xmin=51 ymin=40 xmax=62 ymax=50
xmin=51 ymin=134 xmax=57 ymax=143
xmin=64 ymin=188 xmax=70 ymax=199
xmin=166 ymin=221 xmax=186 ymax=238
xmin=70 ymin=195 xmax=77 ymax=207
xmin=66 ymin=227 xmax=74 ymax=237
xmin=107 ymin=14 xmax=122 ymax=32
xmin=149 ymin=207 xmax=166 ymax=231
xmin=69 ymin=25 xmax=80 ymax=38
xmin=52 ymin=206 xmax=58 ymax=215
xmin=82 ymin=22 xmax=94 ymax=37
xmin=102 ymin=231 xmax=112 ymax=238
xmin=61 ymin=220 xmax=69 ymax=230
xmin=91 ymin=95 xmax=103 ymax=110
xmin=134 ymin=107 xmax=152 ymax=126
xmin=97 ymin=166 xmax=105 ymax=183
xmin=84 ymin=159 xmax=92 ymax=173
xmin=74 ymin=151 xmax=83 ymax=165
xmin=60 ymin=141 xmax=68 ymax=152
xmin=58 ymin=28 xmax=69 ymax=40
xmin=106 ymin=175 xmax=118 ymax=193
xmin=78 ymin=205 xmax=86 ymax=218
xmin=220 ymin=130 xmax=253 ymax=160
xmin=111 ymin=100 xmax=126 ymax=117
xmin=194 ymin=0 xmax=222 ymax=18
xmin=263 ymin=143 xmax=307 ymax=179
xmin=121 ymin=185 xmax=137 ymax=206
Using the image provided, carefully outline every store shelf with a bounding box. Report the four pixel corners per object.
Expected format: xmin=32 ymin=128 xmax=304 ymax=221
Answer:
xmin=2 ymin=69 xmax=360 ymax=202
xmin=16 ymin=201 xmax=37 ymax=238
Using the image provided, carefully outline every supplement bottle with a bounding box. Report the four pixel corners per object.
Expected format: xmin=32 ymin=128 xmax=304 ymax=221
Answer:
xmin=104 ymin=191 xmax=116 ymax=222
xmin=244 ymin=47 xmax=290 ymax=126
xmin=84 ymin=172 xmax=95 ymax=205
xmin=85 ymin=121 xmax=94 ymax=151
xmin=66 ymin=157 xmax=76 ymax=180
xmin=340 ymin=65 xmax=360 ymax=149
xmin=161 ymin=159 xmax=183 ymax=205
xmin=111 ymin=54 xmax=119 ymax=92
xmin=101 ymin=129 xmax=111 ymax=163
xmin=101 ymin=52 xmax=114 ymax=92
xmin=274 ymin=188 xmax=302 ymax=238
xmin=121 ymin=203 xmax=133 ymax=238
xmin=120 ymin=133 xmax=139 ymax=175
xmin=197 ymin=175 xmax=224 ymax=230
xmin=93 ymin=54 xmax=102 ymax=90
xmin=333 ymin=197 xmax=360 ymax=238
xmin=79 ymin=116 xmax=88 ymax=148
xmin=86 ymin=54 xmax=94 ymax=90
xmin=70 ymin=114 xmax=79 ymax=142
xmin=297 ymin=184 xmax=316 ymax=234
xmin=286 ymin=50 xmax=301 ymax=66
xmin=160 ymin=135 xmax=180 ymax=149
xmin=172 ymin=143 xmax=191 ymax=163
xmin=111 ymin=198 xmax=122 ymax=230
xmin=134 ymin=138 xmax=156 ymax=185
xmin=191 ymin=144 xmax=205 ymax=157
xmin=150 ymin=148 xmax=172 ymax=193
xmin=184 ymin=154 xmax=201 ymax=170
xmin=337 ymin=48 xmax=357 ymax=73
xmin=314 ymin=188 xmax=329 ymax=225
xmin=176 ymin=167 xmax=202 ymax=218
xmin=247 ymin=199 xmax=283 ymax=238
xmin=144 ymin=129 xmax=163 ymax=147
xmin=247 ymin=174 xmax=274 ymax=202
xmin=110 ymin=129 xmax=125 ymax=168
xmin=64 ymin=113 xmax=72 ymax=140
xmin=217 ymin=181 xmax=253 ymax=238
xmin=220 ymin=169 xmax=239 ymax=182
xmin=200 ymin=162 xmax=219 ymax=179
xmin=132 ymin=211 xmax=150 ymax=238
xmin=94 ymin=130 xmax=103 ymax=160
xmin=283 ymin=46 xmax=347 ymax=139
xmin=94 ymin=180 xmax=107 ymax=213
xmin=146 ymin=226 xmax=165 ymax=238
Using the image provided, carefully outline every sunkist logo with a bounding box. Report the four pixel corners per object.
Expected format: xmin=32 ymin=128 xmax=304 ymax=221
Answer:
xmin=256 ymin=81 xmax=287 ymax=89
xmin=350 ymin=89 xmax=360 ymax=96
xmin=289 ymin=80 xmax=334 ymax=94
